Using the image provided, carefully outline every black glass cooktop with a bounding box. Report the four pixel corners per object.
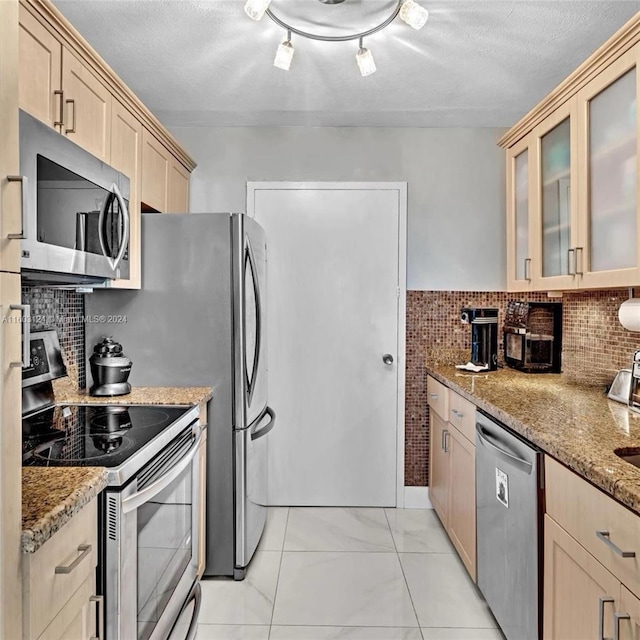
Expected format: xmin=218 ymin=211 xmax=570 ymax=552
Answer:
xmin=22 ymin=405 xmax=192 ymax=468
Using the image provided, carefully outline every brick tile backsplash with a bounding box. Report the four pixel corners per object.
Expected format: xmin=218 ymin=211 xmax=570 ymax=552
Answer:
xmin=405 ymin=288 xmax=640 ymax=486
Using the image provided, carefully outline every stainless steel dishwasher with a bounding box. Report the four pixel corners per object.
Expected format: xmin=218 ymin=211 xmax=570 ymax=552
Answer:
xmin=476 ymin=410 xmax=544 ymax=640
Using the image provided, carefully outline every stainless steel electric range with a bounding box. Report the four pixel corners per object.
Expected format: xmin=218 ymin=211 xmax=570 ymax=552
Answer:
xmin=22 ymin=330 xmax=203 ymax=640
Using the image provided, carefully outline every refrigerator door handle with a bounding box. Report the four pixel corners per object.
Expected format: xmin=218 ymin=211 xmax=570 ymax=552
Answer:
xmin=244 ymin=239 xmax=262 ymax=406
xmin=250 ymin=406 xmax=276 ymax=441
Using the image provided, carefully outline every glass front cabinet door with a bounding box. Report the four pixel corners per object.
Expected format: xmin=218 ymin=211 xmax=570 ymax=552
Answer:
xmin=506 ymin=135 xmax=535 ymax=291
xmin=532 ymin=100 xmax=579 ymax=290
xmin=576 ymin=45 xmax=640 ymax=288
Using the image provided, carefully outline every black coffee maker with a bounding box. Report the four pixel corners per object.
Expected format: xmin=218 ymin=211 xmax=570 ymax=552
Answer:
xmin=460 ymin=307 xmax=499 ymax=370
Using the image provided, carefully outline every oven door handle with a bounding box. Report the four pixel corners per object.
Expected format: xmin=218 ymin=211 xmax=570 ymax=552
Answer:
xmin=121 ymin=431 xmax=202 ymax=514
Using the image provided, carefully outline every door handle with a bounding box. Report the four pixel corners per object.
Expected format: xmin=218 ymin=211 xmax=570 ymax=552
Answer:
xmin=599 ymin=596 xmax=615 ymax=640
xmin=53 ymin=89 xmax=64 ymax=127
xmin=568 ymin=248 xmax=575 ymax=276
xmin=443 ymin=430 xmax=450 ymax=453
xmin=576 ymin=246 xmax=584 ymax=276
xmin=89 ymin=594 xmax=104 ymax=640
xmin=65 ymin=98 xmax=76 ymax=134
xmin=110 ymin=183 xmax=130 ymax=273
xmin=6 ymin=175 xmax=27 ymax=240
xmin=596 ymin=530 xmax=636 ymax=558
xmin=55 ymin=544 xmax=92 ymax=574
xmin=9 ymin=304 xmax=30 ymax=368
xmin=250 ymin=406 xmax=276 ymax=441
xmin=382 ymin=354 xmax=394 ymax=365
xmin=475 ymin=423 xmax=533 ymax=474
xmin=614 ymin=612 xmax=630 ymax=640
xmin=524 ymin=258 xmax=532 ymax=282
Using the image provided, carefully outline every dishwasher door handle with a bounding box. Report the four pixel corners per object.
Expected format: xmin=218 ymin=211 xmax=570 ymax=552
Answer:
xmin=475 ymin=423 xmax=533 ymax=474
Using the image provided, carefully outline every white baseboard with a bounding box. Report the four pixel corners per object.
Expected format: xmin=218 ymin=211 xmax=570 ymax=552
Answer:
xmin=402 ymin=486 xmax=433 ymax=509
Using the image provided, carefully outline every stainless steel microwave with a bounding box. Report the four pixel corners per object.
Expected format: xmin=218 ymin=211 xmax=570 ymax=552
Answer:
xmin=18 ymin=110 xmax=130 ymax=285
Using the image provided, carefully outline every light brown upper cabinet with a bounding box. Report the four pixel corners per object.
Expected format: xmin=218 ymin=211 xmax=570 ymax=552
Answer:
xmin=576 ymin=46 xmax=640 ymax=288
xmin=506 ymin=136 xmax=535 ymax=290
xmin=110 ymin=100 xmax=142 ymax=289
xmin=141 ymin=127 xmax=170 ymax=213
xmin=18 ymin=5 xmax=61 ymax=129
xmin=19 ymin=7 xmax=112 ymax=161
xmin=168 ymin=157 xmax=190 ymax=214
xmin=141 ymin=130 xmax=191 ymax=214
xmin=60 ymin=47 xmax=111 ymax=162
xmin=502 ymin=15 xmax=640 ymax=291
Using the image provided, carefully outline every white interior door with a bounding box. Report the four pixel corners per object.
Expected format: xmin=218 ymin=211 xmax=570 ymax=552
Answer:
xmin=248 ymin=183 xmax=405 ymax=506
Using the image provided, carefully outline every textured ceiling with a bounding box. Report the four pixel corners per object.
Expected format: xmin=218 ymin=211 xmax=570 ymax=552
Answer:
xmin=52 ymin=0 xmax=640 ymax=127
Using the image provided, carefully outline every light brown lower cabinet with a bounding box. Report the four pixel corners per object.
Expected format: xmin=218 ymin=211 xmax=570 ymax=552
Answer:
xmin=428 ymin=408 xmax=476 ymax=580
xmin=620 ymin=586 xmax=640 ymax=640
xmin=544 ymin=514 xmax=620 ymax=640
xmin=544 ymin=513 xmax=640 ymax=640
xmin=429 ymin=410 xmax=450 ymax=529
xmin=22 ymin=501 xmax=100 ymax=640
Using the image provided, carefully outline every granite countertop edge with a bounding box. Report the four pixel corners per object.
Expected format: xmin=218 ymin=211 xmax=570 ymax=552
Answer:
xmin=53 ymin=385 xmax=213 ymax=406
xmin=22 ymin=468 xmax=109 ymax=554
xmin=426 ymin=366 xmax=640 ymax=516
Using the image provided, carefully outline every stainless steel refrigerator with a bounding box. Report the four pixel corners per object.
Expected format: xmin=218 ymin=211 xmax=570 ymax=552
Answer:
xmin=85 ymin=212 xmax=274 ymax=579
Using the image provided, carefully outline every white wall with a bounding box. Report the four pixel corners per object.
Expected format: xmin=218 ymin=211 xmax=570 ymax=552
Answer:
xmin=170 ymin=126 xmax=507 ymax=291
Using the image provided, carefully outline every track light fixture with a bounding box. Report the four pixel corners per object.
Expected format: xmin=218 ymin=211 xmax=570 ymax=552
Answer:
xmin=244 ymin=0 xmax=429 ymax=76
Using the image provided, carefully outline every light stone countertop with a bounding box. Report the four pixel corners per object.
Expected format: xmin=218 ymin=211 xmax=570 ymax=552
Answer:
xmin=22 ymin=467 xmax=108 ymax=553
xmin=22 ymin=384 xmax=212 ymax=553
xmin=427 ymin=365 xmax=640 ymax=515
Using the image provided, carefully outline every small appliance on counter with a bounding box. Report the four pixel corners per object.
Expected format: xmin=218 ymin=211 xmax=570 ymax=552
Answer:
xmin=629 ymin=351 xmax=640 ymax=412
xmin=503 ymin=301 xmax=562 ymax=373
xmin=89 ymin=336 xmax=132 ymax=396
xmin=459 ymin=307 xmax=499 ymax=371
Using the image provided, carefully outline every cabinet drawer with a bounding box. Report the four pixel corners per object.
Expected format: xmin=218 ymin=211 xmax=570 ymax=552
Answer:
xmin=37 ymin=575 xmax=95 ymax=640
xmin=23 ymin=501 xmax=97 ymax=640
xmin=427 ymin=376 xmax=449 ymax=420
xmin=546 ymin=457 xmax=640 ymax=596
xmin=448 ymin=391 xmax=476 ymax=443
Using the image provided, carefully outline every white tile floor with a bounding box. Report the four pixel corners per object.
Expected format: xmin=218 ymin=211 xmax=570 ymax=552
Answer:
xmin=196 ymin=508 xmax=504 ymax=640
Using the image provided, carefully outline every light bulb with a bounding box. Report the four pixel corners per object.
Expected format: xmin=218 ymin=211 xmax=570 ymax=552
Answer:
xmin=399 ymin=0 xmax=429 ymax=30
xmin=356 ymin=47 xmax=376 ymax=77
xmin=244 ymin=0 xmax=271 ymax=21
xmin=274 ymin=40 xmax=294 ymax=70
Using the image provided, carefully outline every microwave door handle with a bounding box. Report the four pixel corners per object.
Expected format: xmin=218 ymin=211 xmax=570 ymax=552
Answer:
xmin=121 ymin=431 xmax=202 ymax=514
xmin=97 ymin=195 xmax=109 ymax=262
xmin=110 ymin=182 xmax=130 ymax=271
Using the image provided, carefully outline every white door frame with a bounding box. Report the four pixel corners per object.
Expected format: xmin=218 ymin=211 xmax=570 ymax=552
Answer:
xmin=247 ymin=181 xmax=407 ymax=507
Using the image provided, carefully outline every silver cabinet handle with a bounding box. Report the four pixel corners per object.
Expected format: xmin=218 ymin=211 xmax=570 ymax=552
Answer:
xmin=576 ymin=246 xmax=584 ymax=276
xmin=89 ymin=594 xmax=104 ymax=640
xmin=614 ymin=612 xmax=630 ymax=640
xmin=596 ymin=531 xmax=636 ymax=558
xmin=568 ymin=248 xmax=575 ymax=276
xmin=429 ymin=393 xmax=438 ymax=399
xmin=382 ymin=354 xmax=394 ymax=365
xmin=53 ymin=89 xmax=64 ymax=127
xmin=9 ymin=304 xmax=30 ymax=368
xmin=55 ymin=544 xmax=92 ymax=574
xmin=7 ymin=175 xmax=27 ymax=240
xmin=524 ymin=257 xmax=532 ymax=282
xmin=443 ymin=429 xmax=450 ymax=453
xmin=599 ymin=597 xmax=615 ymax=640
xmin=65 ymin=98 xmax=76 ymax=134
xmin=451 ymin=409 xmax=463 ymax=419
